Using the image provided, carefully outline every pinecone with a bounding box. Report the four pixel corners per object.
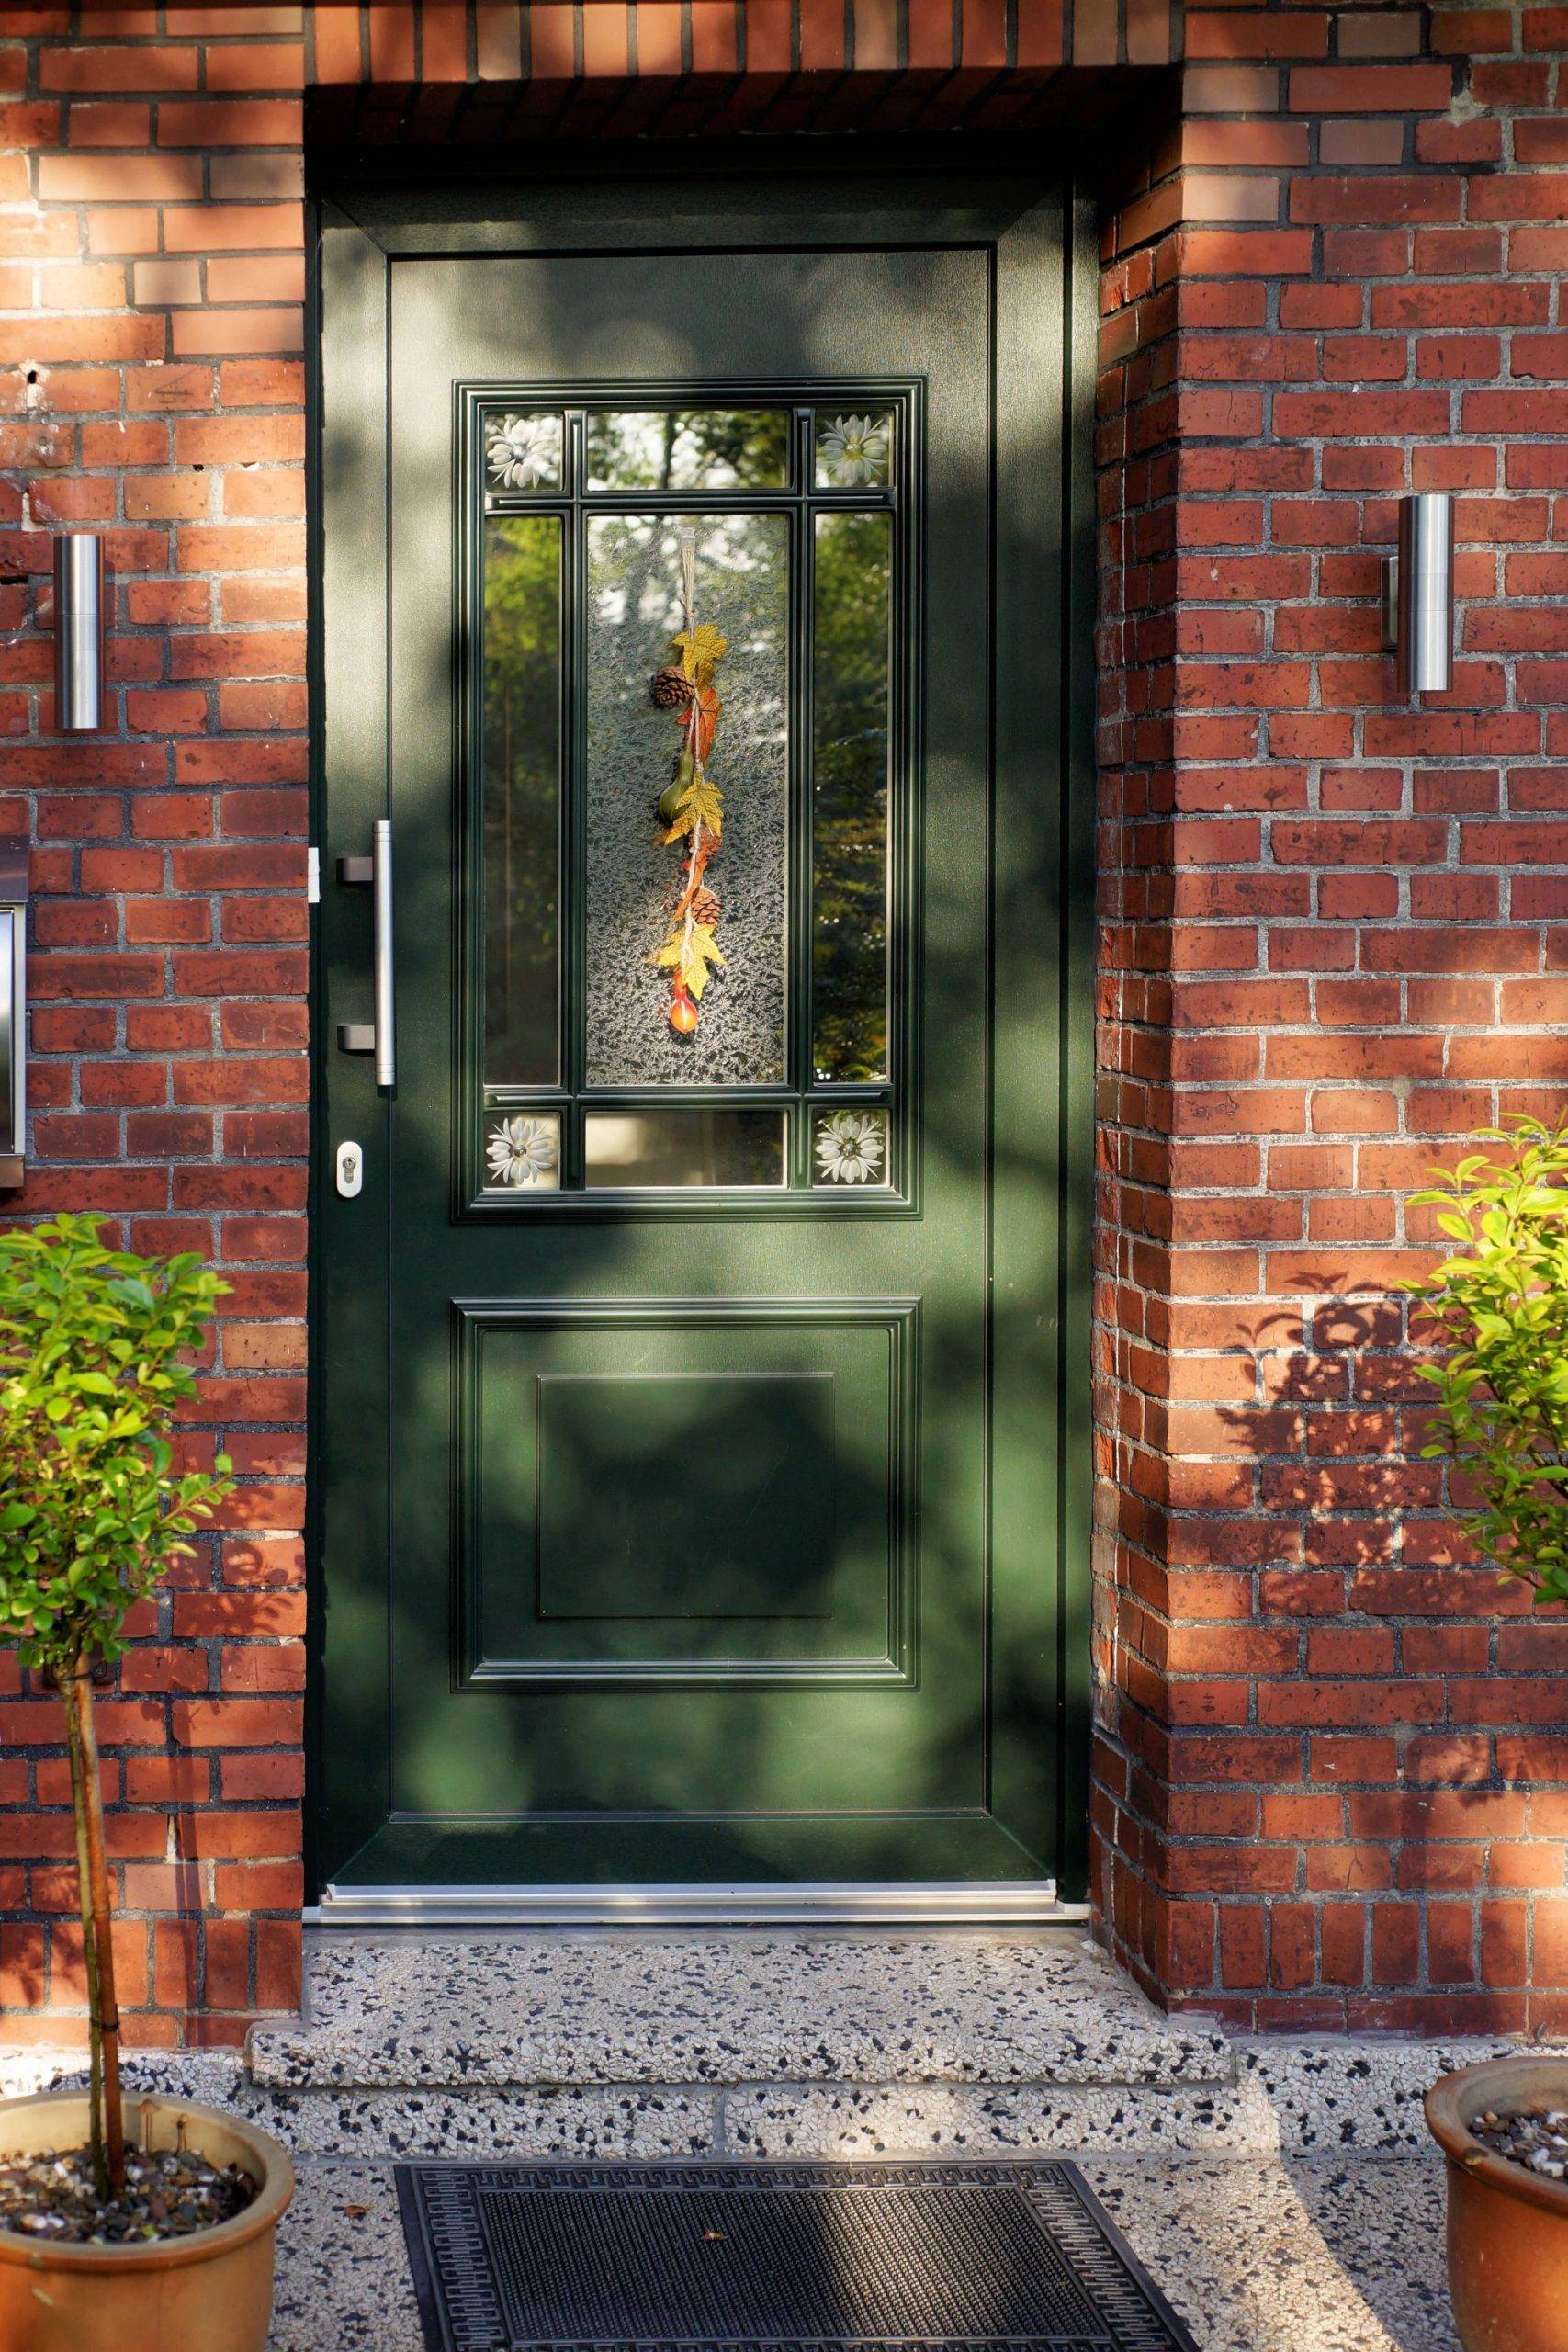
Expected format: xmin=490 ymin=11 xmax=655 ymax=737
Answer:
xmin=691 ymin=887 xmax=720 ymax=927
xmin=650 ymin=665 xmax=694 ymax=711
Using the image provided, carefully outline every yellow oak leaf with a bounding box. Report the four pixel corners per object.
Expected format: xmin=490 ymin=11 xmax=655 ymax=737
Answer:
xmin=673 ymin=623 xmax=728 ymax=683
xmin=661 ymin=777 xmax=724 ymax=843
xmin=680 ymin=923 xmax=725 ymax=999
xmin=655 ymin=922 xmax=724 ymax=999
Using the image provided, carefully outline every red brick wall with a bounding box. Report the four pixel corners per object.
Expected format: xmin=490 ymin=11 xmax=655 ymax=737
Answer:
xmin=0 ymin=0 xmax=1562 ymax=2044
xmin=0 ymin=1 xmax=310 ymax=2048
xmin=1096 ymin=0 xmax=1568 ymax=2032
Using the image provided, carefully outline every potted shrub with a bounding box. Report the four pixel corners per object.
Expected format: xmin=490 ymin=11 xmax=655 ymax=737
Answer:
xmin=0 ymin=1214 xmax=293 ymax=2352
xmin=1413 ymin=1120 xmax=1568 ymax=2352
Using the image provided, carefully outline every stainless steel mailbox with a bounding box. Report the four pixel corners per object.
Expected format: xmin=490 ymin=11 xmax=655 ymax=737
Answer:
xmin=0 ymin=842 xmax=27 ymax=1189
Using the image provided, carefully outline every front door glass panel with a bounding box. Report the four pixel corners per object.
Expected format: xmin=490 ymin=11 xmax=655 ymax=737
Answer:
xmin=585 ymin=408 xmax=791 ymax=492
xmin=811 ymin=509 xmax=891 ymax=1085
xmin=584 ymin=510 xmax=789 ymax=1089
xmin=582 ymin=1107 xmax=787 ymax=1190
xmin=469 ymin=389 xmax=910 ymax=1203
xmin=481 ymin=513 xmax=563 ymax=1087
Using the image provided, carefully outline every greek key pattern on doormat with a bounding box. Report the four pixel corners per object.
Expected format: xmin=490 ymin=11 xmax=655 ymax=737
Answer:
xmin=394 ymin=2159 xmax=1199 ymax=2352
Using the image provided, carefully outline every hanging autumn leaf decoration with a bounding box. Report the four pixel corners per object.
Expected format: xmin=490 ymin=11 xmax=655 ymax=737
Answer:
xmin=650 ymin=531 xmax=728 ymax=1035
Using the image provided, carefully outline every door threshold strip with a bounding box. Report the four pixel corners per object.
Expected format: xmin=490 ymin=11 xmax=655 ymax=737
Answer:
xmin=309 ymin=1880 xmax=1087 ymax=1928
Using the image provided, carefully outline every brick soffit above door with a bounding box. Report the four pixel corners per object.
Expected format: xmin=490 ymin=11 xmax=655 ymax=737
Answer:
xmin=291 ymin=1 xmax=1177 ymax=141
xmin=306 ymin=3 xmax=1178 ymax=85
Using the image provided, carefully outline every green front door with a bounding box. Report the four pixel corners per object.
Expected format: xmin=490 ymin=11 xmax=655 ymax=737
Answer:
xmin=316 ymin=173 xmax=1092 ymax=1911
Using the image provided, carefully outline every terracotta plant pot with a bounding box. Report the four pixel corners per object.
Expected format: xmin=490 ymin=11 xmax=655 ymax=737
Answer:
xmin=1426 ymin=2054 xmax=1568 ymax=2352
xmin=0 ymin=2089 xmax=293 ymax=2352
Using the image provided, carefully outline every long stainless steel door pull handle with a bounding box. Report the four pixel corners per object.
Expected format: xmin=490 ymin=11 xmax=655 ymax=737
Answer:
xmin=372 ymin=818 xmax=395 ymax=1088
xmin=336 ymin=820 xmax=395 ymax=1087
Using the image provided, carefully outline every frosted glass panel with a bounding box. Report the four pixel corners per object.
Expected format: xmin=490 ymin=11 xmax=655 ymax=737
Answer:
xmin=584 ymin=512 xmax=788 ymax=1087
xmin=812 ymin=510 xmax=890 ymax=1083
xmin=586 ymin=410 xmax=789 ymax=491
xmin=482 ymin=514 xmax=562 ymax=1086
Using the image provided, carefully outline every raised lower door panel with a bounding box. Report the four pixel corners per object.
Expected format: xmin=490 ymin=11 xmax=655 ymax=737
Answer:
xmin=458 ymin=1302 xmax=916 ymax=1685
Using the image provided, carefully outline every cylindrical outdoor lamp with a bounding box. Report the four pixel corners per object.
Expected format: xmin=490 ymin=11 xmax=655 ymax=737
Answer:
xmin=1393 ymin=492 xmax=1454 ymax=698
xmin=0 ymin=839 xmax=27 ymax=1190
xmin=52 ymin=532 xmax=106 ymax=731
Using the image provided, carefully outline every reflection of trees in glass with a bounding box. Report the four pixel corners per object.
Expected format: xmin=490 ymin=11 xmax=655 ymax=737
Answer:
xmin=586 ymin=409 xmax=790 ymax=491
xmin=813 ymin=510 xmax=890 ymax=1081
xmin=483 ymin=514 xmax=561 ymax=1084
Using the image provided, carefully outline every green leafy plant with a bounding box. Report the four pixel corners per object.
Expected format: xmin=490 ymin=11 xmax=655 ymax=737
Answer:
xmin=0 ymin=1216 xmax=231 ymax=2199
xmin=1413 ymin=1117 xmax=1568 ymax=1608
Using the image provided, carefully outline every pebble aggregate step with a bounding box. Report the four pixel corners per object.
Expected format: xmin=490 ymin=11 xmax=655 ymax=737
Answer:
xmin=5 ymin=1930 xmax=1548 ymax=2167
xmin=247 ymin=1929 xmax=1230 ymax=2091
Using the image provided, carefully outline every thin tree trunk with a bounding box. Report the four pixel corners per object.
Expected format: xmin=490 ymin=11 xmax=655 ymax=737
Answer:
xmin=72 ymin=1664 xmax=125 ymax=2197
xmin=59 ymin=1663 xmax=107 ymax=2201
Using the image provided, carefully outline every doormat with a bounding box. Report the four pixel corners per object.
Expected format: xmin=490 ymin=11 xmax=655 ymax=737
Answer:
xmin=394 ymin=2159 xmax=1200 ymax=2352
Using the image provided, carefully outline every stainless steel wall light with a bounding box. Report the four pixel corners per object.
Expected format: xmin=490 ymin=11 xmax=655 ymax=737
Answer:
xmin=1382 ymin=492 xmax=1454 ymax=698
xmin=52 ymin=530 xmax=107 ymax=731
xmin=0 ymin=841 xmax=28 ymax=1189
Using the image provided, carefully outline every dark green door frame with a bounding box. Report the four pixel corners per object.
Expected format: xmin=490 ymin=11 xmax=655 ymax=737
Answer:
xmin=305 ymin=158 xmax=1098 ymax=1917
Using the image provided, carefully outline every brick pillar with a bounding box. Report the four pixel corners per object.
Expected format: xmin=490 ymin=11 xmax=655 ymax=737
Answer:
xmin=1093 ymin=0 xmax=1568 ymax=2034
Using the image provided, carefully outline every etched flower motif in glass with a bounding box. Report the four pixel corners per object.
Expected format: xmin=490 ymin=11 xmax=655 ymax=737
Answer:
xmin=485 ymin=413 xmax=563 ymax=492
xmin=815 ymin=412 xmax=893 ymax=490
xmin=813 ymin=1108 xmax=888 ymax=1186
xmin=486 ymin=1113 xmax=560 ymax=1189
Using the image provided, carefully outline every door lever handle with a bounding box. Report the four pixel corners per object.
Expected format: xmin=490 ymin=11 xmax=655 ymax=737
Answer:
xmin=335 ymin=819 xmax=395 ymax=1088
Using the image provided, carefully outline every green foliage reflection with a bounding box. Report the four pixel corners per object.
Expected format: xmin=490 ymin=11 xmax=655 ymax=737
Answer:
xmin=483 ymin=514 xmax=562 ymax=1084
xmin=585 ymin=408 xmax=790 ymax=491
xmin=813 ymin=509 xmax=890 ymax=1082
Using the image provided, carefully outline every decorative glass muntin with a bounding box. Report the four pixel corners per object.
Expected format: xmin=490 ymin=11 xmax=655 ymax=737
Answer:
xmin=484 ymin=411 xmax=564 ymax=492
xmin=465 ymin=386 xmax=913 ymax=1207
xmin=814 ymin=408 xmax=895 ymax=491
xmin=812 ymin=1106 xmax=890 ymax=1190
xmin=484 ymin=1109 xmax=562 ymax=1192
